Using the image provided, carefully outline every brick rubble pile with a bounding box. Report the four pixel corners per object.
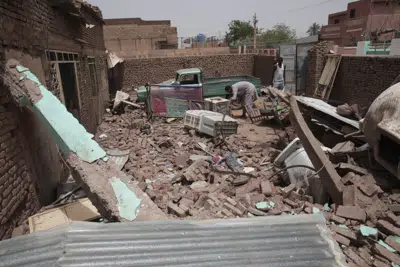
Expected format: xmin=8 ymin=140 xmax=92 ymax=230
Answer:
xmin=96 ymin=108 xmax=400 ymax=266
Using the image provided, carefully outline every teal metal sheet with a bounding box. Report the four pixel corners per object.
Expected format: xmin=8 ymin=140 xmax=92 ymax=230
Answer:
xmin=17 ymin=65 xmax=106 ymax=163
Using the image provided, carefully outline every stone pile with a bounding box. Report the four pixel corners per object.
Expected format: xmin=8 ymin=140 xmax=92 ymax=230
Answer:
xmin=96 ymin=109 xmax=400 ymax=266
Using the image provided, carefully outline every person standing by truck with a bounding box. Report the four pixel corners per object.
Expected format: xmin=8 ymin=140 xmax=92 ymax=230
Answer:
xmin=273 ymin=57 xmax=285 ymax=90
xmin=225 ymin=81 xmax=258 ymax=118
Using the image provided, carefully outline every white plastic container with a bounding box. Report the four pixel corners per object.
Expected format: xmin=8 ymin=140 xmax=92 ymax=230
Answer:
xmin=184 ymin=110 xmax=238 ymax=137
xmin=204 ymin=97 xmax=230 ymax=115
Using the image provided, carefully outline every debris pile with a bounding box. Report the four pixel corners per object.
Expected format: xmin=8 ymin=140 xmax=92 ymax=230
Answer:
xmin=96 ymin=97 xmax=400 ymax=266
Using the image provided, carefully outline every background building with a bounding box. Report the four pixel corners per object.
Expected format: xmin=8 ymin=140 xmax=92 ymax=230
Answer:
xmin=103 ymin=18 xmax=178 ymax=57
xmin=320 ymin=0 xmax=400 ymax=46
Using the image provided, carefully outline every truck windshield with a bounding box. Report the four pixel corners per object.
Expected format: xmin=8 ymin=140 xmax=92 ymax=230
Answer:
xmin=178 ymin=74 xmax=199 ymax=85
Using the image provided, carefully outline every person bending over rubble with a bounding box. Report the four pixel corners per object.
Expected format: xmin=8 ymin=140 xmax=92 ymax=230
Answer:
xmin=225 ymin=81 xmax=258 ymax=118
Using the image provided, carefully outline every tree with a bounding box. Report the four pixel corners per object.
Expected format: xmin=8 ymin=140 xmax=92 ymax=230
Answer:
xmin=225 ymin=20 xmax=254 ymax=46
xmin=259 ymin=23 xmax=296 ymax=47
xmin=307 ymin=22 xmax=321 ymax=36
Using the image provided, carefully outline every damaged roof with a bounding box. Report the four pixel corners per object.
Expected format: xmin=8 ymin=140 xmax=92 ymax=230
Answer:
xmin=0 ymin=214 xmax=346 ymax=267
xmin=50 ymin=0 xmax=104 ymax=23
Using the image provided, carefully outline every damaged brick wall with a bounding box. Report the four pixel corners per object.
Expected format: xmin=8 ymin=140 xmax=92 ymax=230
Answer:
xmin=0 ymin=89 xmax=41 ymax=240
xmin=123 ymin=54 xmax=255 ymax=88
xmin=305 ymin=42 xmax=331 ymax=96
xmin=0 ymin=0 xmax=109 ymax=132
xmin=330 ymin=55 xmax=400 ymax=112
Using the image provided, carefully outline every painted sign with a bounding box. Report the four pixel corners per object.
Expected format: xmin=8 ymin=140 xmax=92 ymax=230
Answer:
xmin=150 ymin=85 xmax=203 ymax=117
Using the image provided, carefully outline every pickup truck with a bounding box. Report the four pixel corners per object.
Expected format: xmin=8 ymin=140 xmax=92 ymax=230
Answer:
xmin=136 ymin=68 xmax=261 ymax=102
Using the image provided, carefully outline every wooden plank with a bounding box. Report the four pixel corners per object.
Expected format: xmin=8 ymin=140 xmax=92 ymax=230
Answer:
xmin=64 ymin=198 xmax=100 ymax=221
xmin=29 ymin=198 xmax=100 ymax=233
xmin=313 ymin=56 xmax=342 ymax=99
xmin=289 ymin=96 xmax=344 ymax=204
xmin=29 ymin=208 xmax=70 ymax=233
xmin=324 ymin=56 xmax=342 ymax=100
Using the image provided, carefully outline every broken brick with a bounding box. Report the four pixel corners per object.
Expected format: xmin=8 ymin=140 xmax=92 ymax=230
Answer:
xmin=343 ymin=185 xmax=356 ymax=206
xmin=358 ymin=247 xmax=373 ymax=266
xmin=221 ymin=208 xmax=234 ymax=217
xmin=385 ymin=236 xmax=400 ymax=252
xmin=385 ymin=212 xmax=400 ymax=227
xmin=180 ymin=204 xmax=190 ymax=215
xmin=331 ymin=225 xmax=357 ymax=243
xmin=304 ymin=207 xmax=313 ymax=214
xmin=236 ymin=202 xmax=247 ymax=215
xmin=389 ymin=204 xmax=400 ymax=214
xmin=195 ymin=195 xmax=208 ymax=208
xmin=283 ymin=198 xmax=298 ymax=208
xmin=377 ymin=220 xmax=400 ymax=236
xmin=138 ymin=182 xmax=148 ymax=192
xmin=341 ymin=172 xmax=356 ymax=185
xmin=167 ymin=202 xmax=186 ymax=217
xmin=336 ymin=205 xmax=366 ymax=222
xmin=344 ymin=249 xmax=369 ymax=267
xmin=281 ymin=184 xmax=295 ymax=197
xmin=223 ymin=202 xmax=242 ymax=216
xmin=331 ymin=214 xmax=346 ymax=224
xmin=235 ymin=178 xmax=261 ymax=195
xmin=207 ymin=194 xmax=221 ymax=207
xmin=372 ymin=259 xmax=391 ymax=267
xmin=248 ymin=207 xmax=268 ymax=216
xmin=225 ymin=197 xmax=237 ymax=207
xmin=204 ymin=199 xmax=215 ymax=210
xmin=373 ymin=243 xmax=400 ymax=265
xmin=261 ymin=180 xmax=273 ymax=196
xmin=332 ymin=233 xmax=350 ymax=246
xmin=303 ymin=195 xmax=314 ymax=203
xmin=179 ymin=197 xmax=194 ymax=208
xmin=358 ymin=182 xmax=378 ymax=197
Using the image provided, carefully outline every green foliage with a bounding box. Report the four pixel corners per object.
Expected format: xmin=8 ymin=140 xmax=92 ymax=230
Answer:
xmin=225 ymin=20 xmax=254 ymax=46
xmin=307 ymin=22 xmax=321 ymax=36
xmin=259 ymin=23 xmax=296 ymax=47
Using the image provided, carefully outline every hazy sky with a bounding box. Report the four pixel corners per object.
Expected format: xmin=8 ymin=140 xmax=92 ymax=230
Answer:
xmin=90 ymin=0 xmax=352 ymax=38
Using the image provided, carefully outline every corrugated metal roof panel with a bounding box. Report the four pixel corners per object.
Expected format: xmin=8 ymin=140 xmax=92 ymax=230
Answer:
xmin=0 ymin=214 xmax=346 ymax=267
xmin=295 ymin=96 xmax=360 ymax=129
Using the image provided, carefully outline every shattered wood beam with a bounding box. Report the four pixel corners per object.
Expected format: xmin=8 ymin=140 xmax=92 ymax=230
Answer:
xmin=289 ymin=96 xmax=344 ymax=204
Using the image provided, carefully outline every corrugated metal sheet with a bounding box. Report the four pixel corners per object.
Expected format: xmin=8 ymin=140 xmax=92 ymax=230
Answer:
xmin=0 ymin=214 xmax=346 ymax=267
xmin=295 ymin=96 xmax=359 ymax=129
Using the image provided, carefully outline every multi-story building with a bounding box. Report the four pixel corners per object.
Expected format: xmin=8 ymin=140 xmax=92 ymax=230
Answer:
xmin=320 ymin=0 xmax=400 ymax=46
xmin=103 ymin=18 xmax=178 ymax=57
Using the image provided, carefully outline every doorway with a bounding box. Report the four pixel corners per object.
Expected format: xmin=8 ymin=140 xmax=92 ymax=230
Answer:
xmin=58 ymin=63 xmax=80 ymax=120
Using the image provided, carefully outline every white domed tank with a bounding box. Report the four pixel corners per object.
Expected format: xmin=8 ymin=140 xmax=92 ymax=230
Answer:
xmin=361 ymin=82 xmax=400 ymax=179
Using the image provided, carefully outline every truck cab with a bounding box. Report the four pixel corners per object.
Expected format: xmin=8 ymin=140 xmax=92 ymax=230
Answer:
xmin=173 ymin=68 xmax=204 ymax=86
